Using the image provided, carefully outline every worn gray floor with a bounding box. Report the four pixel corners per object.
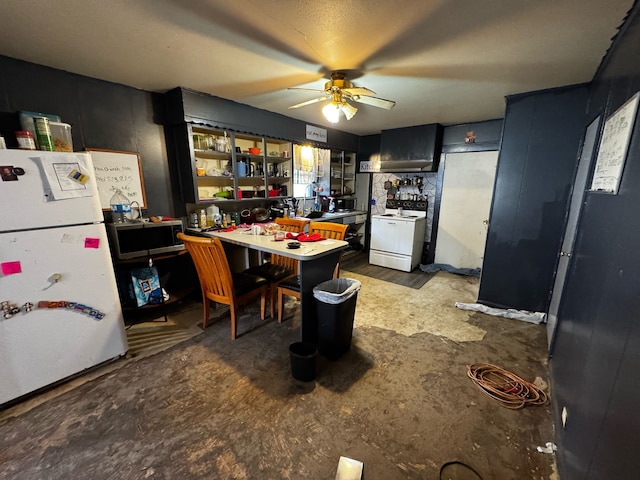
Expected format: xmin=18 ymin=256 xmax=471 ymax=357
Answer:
xmin=0 ymin=265 xmax=556 ymax=480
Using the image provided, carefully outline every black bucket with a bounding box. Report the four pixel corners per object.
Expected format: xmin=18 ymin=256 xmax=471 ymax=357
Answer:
xmin=289 ymin=342 xmax=318 ymax=382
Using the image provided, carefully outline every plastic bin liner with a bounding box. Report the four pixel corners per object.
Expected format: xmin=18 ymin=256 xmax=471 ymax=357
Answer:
xmin=313 ymin=278 xmax=361 ymax=304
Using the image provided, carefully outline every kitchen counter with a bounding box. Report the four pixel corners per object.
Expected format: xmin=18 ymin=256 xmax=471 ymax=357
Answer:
xmin=295 ymin=210 xmax=367 ymax=223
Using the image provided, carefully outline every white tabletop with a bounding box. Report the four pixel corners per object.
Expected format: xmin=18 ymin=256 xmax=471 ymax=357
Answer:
xmin=200 ymin=228 xmax=349 ymax=260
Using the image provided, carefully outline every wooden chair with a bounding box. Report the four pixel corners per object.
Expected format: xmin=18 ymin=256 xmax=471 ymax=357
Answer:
xmin=275 ymin=217 xmax=308 ymax=233
xmin=277 ymin=221 xmax=349 ymax=322
xmin=177 ymin=233 xmax=268 ymax=339
xmin=308 ymin=221 xmax=349 ymax=278
xmin=244 ymin=217 xmax=308 ymax=318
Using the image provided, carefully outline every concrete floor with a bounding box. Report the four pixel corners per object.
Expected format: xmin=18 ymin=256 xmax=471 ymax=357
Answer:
xmin=0 ymin=267 xmax=556 ymax=479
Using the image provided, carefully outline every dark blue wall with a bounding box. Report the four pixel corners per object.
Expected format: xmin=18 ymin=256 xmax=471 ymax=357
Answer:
xmin=478 ymin=85 xmax=589 ymax=312
xmin=551 ymin=2 xmax=640 ymax=478
xmin=0 ymin=55 xmax=172 ymax=217
xmin=0 ymin=58 xmax=360 ymax=219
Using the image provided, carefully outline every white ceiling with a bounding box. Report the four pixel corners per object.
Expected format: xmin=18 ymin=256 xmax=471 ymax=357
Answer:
xmin=0 ymin=0 xmax=633 ymax=135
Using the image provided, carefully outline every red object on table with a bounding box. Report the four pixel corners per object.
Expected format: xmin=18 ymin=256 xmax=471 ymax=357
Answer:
xmin=286 ymin=232 xmax=324 ymax=242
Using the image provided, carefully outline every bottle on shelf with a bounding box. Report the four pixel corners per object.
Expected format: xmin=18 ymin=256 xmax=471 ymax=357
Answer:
xmin=109 ymin=189 xmax=132 ymax=224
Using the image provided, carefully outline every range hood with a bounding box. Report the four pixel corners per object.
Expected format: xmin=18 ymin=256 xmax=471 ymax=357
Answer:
xmin=379 ymin=123 xmax=443 ymax=173
xmin=379 ymin=159 xmax=434 ymax=172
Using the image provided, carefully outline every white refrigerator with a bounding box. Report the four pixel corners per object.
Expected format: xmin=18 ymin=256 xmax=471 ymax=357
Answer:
xmin=0 ymin=150 xmax=128 ymax=406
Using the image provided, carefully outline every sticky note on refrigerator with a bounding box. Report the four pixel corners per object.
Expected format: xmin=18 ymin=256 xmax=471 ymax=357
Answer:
xmin=1 ymin=261 xmax=22 ymax=275
xmin=84 ymin=237 xmax=100 ymax=249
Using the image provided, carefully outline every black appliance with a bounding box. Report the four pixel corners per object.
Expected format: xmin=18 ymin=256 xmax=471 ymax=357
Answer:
xmin=269 ymin=201 xmax=287 ymax=219
xmin=107 ymin=220 xmax=184 ymax=260
xmin=335 ymin=198 xmax=356 ymax=211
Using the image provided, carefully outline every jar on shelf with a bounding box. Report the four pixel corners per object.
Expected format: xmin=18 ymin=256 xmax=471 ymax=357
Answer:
xmin=16 ymin=131 xmax=36 ymax=150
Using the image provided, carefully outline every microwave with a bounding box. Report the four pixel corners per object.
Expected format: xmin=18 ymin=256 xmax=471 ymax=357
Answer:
xmin=335 ymin=198 xmax=356 ymax=211
xmin=106 ymin=220 xmax=185 ymax=260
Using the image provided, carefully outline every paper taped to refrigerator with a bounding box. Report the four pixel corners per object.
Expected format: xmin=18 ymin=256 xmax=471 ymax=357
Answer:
xmin=35 ymin=154 xmax=95 ymax=200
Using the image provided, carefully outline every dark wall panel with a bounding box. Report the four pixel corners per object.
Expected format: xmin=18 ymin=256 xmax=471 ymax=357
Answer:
xmin=442 ymin=118 xmax=503 ymax=153
xmin=550 ymin=2 xmax=640 ymax=479
xmin=0 ymin=55 xmax=172 ymax=217
xmin=478 ymin=85 xmax=588 ymax=312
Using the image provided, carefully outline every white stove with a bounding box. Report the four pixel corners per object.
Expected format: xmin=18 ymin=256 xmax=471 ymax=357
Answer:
xmin=369 ymin=199 xmax=428 ymax=272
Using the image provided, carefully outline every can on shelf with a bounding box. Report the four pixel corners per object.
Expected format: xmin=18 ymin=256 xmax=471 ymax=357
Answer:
xmin=16 ymin=131 xmax=36 ymax=150
xmin=33 ymin=117 xmax=54 ymax=151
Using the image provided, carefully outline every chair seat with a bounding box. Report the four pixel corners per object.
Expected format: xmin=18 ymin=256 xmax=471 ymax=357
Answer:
xmin=232 ymin=272 xmax=269 ymax=296
xmin=279 ymin=276 xmax=301 ymax=292
xmin=244 ymin=263 xmax=293 ymax=282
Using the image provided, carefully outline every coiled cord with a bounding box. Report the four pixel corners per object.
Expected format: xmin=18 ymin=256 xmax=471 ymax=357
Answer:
xmin=466 ymin=363 xmax=547 ymax=409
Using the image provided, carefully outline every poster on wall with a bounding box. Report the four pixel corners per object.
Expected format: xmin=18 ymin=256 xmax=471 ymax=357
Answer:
xmin=590 ymin=92 xmax=639 ymax=194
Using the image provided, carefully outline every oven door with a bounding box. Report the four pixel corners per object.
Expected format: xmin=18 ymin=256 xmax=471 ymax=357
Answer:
xmin=370 ymin=216 xmax=415 ymax=256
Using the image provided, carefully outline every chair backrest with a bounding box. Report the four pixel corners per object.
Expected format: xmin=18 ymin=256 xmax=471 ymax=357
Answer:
xmin=309 ymin=222 xmax=349 ymax=278
xmin=177 ymin=233 xmax=235 ymax=303
xmin=273 ymin=217 xmax=308 ymax=273
xmin=309 ymin=221 xmax=349 ymax=240
xmin=275 ymin=217 xmax=307 ymax=233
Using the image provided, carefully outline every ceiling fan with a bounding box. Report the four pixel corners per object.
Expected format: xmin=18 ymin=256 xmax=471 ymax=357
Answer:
xmin=287 ymin=71 xmax=396 ymax=123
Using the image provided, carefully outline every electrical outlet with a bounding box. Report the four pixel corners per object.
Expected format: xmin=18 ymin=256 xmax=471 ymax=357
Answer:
xmin=562 ymin=407 xmax=568 ymax=428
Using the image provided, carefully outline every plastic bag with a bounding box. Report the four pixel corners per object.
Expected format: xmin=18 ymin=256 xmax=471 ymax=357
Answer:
xmin=313 ymin=278 xmax=361 ymax=304
xmin=130 ymin=266 xmax=162 ymax=307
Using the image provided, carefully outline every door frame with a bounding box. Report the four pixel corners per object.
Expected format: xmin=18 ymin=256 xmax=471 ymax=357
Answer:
xmin=547 ymin=114 xmax=602 ymax=353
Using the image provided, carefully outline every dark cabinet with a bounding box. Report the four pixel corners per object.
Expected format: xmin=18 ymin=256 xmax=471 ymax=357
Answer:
xmin=380 ymin=123 xmax=443 ymax=172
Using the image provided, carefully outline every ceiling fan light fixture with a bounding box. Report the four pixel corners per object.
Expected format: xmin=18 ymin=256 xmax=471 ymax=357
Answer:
xmin=288 ymin=70 xmax=394 ymax=121
xmin=322 ymin=101 xmax=341 ymax=123
xmin=341 ymin=101 xmax=357 ymax=120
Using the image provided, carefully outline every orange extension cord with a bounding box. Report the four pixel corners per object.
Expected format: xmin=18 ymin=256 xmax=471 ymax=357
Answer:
xmin=466 ymin=363 xmax=548 ymax=409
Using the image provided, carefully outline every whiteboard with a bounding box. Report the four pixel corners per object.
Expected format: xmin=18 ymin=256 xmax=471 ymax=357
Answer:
xmin=87 ymin=149 xmax=147 ymax=209
xmin=590 ymin=92 xmax=639 ymax=194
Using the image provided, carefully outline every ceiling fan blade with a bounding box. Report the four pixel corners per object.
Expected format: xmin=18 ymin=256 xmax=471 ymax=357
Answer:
xmin=288 ymin=96 xmax=329 ymax=109
xmin=342 ymin=87 xmax=376 ymax=96
xmin=351 ymin=95 xmax=396 ymax=110
xmin=287 ymin=87 xmax=327 ymax=94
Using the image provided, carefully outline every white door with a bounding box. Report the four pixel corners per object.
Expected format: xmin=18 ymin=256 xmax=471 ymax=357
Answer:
xmin=547 ymin=117 xmax=600 ymax=351
xmin=434 ymin=151 xmax=499 ymax=269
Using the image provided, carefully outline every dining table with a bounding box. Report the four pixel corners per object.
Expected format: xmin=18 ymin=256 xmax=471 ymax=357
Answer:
xmin=187 ymin=227 xmax=349 ymax=344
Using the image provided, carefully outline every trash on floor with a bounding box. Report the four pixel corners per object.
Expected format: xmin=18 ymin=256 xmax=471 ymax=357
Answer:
xmin=335 ymin=456 xmax=363 ymax=480
xmin=537 ymin=442 xmax=558 ymax=454
xmin=455 ymin=302 xmax=546 ymax=324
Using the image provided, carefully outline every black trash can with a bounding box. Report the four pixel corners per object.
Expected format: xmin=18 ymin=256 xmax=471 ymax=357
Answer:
xmin=289 ymin=342 xmax=318 ymax=381
xmin=313 ymin=278 xmax=361 ymax=360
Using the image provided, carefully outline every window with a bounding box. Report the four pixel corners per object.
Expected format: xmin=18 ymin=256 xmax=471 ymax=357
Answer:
xmin=292 ymin=145 xmax=329 ymax=198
